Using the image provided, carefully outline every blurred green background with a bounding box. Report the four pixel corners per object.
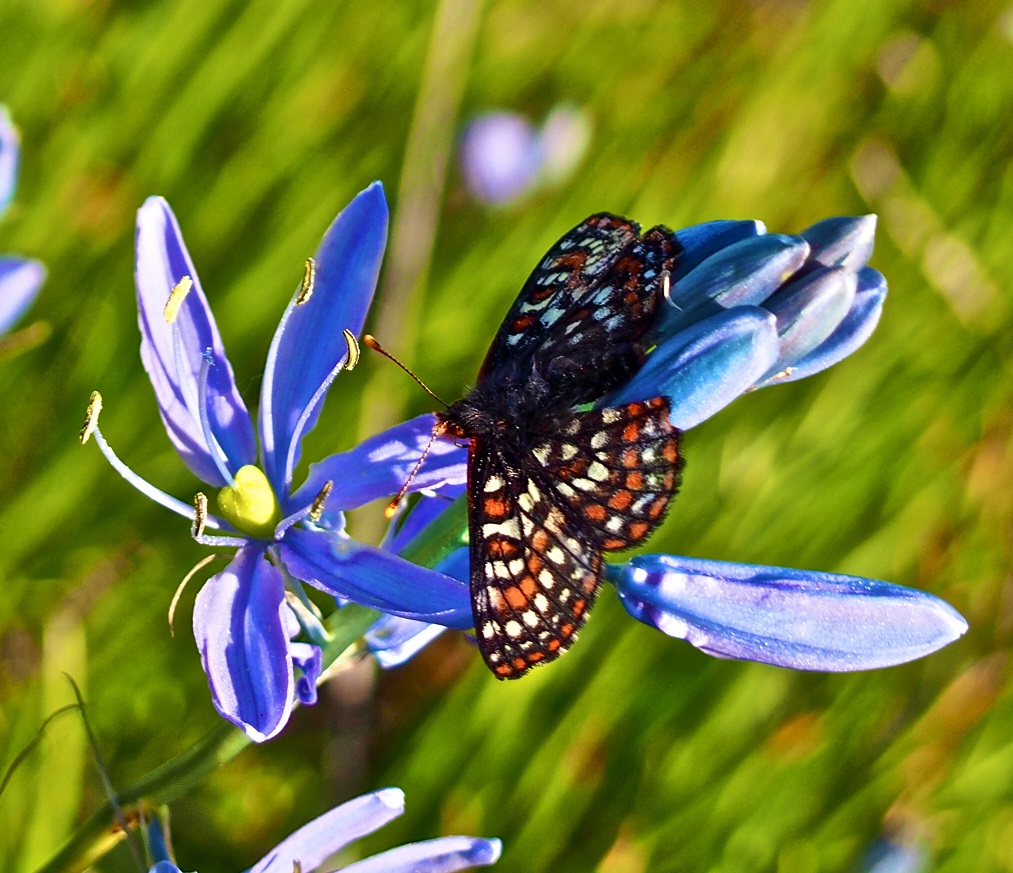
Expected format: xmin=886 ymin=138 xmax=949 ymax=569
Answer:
xmin=1 ymin=0 xmax=1011 ymax=870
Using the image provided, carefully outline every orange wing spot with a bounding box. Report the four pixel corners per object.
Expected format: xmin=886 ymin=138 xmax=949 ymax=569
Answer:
xmin=581 ymin=575 xmax=597 ymax=594
xmin=623 ymin=422 xmax=641 ymax=442
xmin=572 ymin=599 xmax=587 ymax=617
xmin=624 ymin=290 xmax=640 ymax=305
xmin=521 ymin=575 xmax=538 ymax=596
xmin=531 ymin=286 xmax=555 ymax=301
xmin=484 ymin=497 xmax=508 ymax=519
xmin=629 ymin=521 xmax=650 ymax=540
xmin=609 ymin=490 xmax=634 ymax=510
xmin=626 ymin=471 xmax=644 ymax=490
xmin=556 ymin=251 xmax=588 ymax=270
xmin=528 ymin=651 xmax=545 ymax=663
xmin=648 ymin=497 xmax=668 ymax=519
xmin=526 ymin=554 xmax=543 ymax=574
xmin=495 ymin=663 xmax=514 ymax=677
xmin=622 ymin=448 xmax=639 ymax=468
xmin=585 ymin=503 xmax=607 ymax=522
xmin=512 ymin=314 xmax=537 ymax=331
xmin=488 ymin=589 xmax=507 ymax=613
xmin=561 ymin=623 xmax=575 ymax=638
xmin=602 ymin=537 xmax=625 ymax=550
xmin=505 ymin=586 xmax=528 ymax=609
xmin=662 ymin=440 xmax=679 ymax=463
xmin=512 ymin=657 xmax=528 ymax=671
xmin=531 ymin=530 xmax=550 ymax=551
xmin=487 ymin=537 xmax=519 ymax=558
xmin=547 ymin=638 xmax=562 ymax=652
xmin=663 ymin=471 xmax=676 ymax=490
xmin=648 ymin=397 xmax=666 ymax=410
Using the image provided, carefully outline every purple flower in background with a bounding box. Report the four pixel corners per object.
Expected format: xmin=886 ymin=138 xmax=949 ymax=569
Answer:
xmin=82 ymin=183 xmax=473 ymax=741
xmin=376 ymin=213 xmax=966 ymax=671
xmin=460 ymin=105 xmax=591 ymax=206
xmin=0 ymin=106 xmax=45 ymax=336
xmin=148 ymin=787 xmax=501 ymax=873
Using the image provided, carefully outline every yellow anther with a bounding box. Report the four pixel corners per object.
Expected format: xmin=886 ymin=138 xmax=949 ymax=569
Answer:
xmin=342 ymin=329 xmax=359 ymax=371
xmin=216 ymin=465 xmax=282 ymax=539
xmin=309 ymin=480 xmax=333 ymax=522
xmin=296 ymin=257 xmax=316 ymax=305
xmin=193 ymin=492 xmax=208 ymax=538
xmin=164 ymin=276 xmax=194 ymax=323
xmin=80 ymin=391 xmax=103 ymax=444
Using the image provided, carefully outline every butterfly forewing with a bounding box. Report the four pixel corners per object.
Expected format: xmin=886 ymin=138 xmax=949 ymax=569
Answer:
xmin=470 ymin=439 xmax=601 ymax=678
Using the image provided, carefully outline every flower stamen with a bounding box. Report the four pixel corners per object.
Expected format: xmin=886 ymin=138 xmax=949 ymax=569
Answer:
xmin=275 ymin=479 xmax=334 ymax=537
xmin=79 ymin=390 xmax=102 ymax=444
xmin=163 ymin=275 xmax=193 ymax=324
xmin=342 ymin=328 xmax=359 ymax=370
xmin=295 ymin=257 xmax=316 ymax=305
xmin=168 ymin=553 xmax=220 ymax=636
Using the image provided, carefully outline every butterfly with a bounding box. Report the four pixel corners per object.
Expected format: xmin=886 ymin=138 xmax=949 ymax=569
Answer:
xmin=437 ymin=213 xmax=686 ymax=679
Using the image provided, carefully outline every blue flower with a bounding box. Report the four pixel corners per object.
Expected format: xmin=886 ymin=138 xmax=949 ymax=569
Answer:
xmin=147 ymin=787 xmax=502 ymax=873
xmin=82 ymin=183 xmax=473 ymax=741
xmin=0 ymin=106 xmax=45 ymax=336
xmin=370 ymin=213 xmax=966 ymax=671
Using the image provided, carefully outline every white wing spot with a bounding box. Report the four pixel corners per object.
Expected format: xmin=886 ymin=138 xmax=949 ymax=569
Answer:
xmin=484 ymin=475 xmax=504 ymax=493
xmin=523 ymin=610 xmax=540 ymax=628
xmin=504 ymin=620 xmax=523 ymax=638
xmin=588 ymin=461 xmax=609 ymax=482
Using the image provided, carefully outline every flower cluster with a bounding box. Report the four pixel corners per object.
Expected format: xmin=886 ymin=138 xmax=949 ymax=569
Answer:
xmin=147 ymin=788 xmax=501 ymax=873
xmin=0 ymin=106 xmax=45 ymax=338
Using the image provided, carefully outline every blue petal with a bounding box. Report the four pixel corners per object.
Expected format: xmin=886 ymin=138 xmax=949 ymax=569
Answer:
xmin=609 ymin=307 xmax=779 ymax=430
xmin=382 ymin=483 xmax=466 ymax=555
xmin=148 ymin=863 xmax=183 ymax=873
xmin=615 ymin=554 xmax=967 ymax=671
xmin=340 ymin=837 xmax=503 ymax=873
xmin=864 ymin=838 xmax=927 ymax=873
xmin=760 ymin=266 xmax=857 ymax=375
xmin=757 ymin=266 xmax=886 ymax=388
xmin=289 ymin=414 xmax=467 ymax=519
xmin=192 ymin=544 xmax=293 ymax=742
xmin=670 ymin=219 xmax=766 ymax=281
xmin=0 ymin=257 xmax=45 ymax=335
xmin=801 ymin=214 xmax=877 ymax=270
xmin=135 ymin=197 xmax=256 ymax=486
xmin=279 ymin=527 xmax=473 ymax=628
xmin=0 ymin=106 xmax=18 ymax=217
xmin=259 ymin=183 xmax=388 ymax=495
xmin=249 ymin=788 xmax=405 ymax=873
xmin=290 ymin=642 xmax=322 ymax=705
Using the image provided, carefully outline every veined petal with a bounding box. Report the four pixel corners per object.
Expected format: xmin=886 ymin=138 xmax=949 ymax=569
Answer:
xmin=340 ymin=836 xmax=503 ymax=873
xmin=615 ymin=554 xmax=967 ymax=671
xmin=279 ymin=528 xmax=472 ymax=628
xmin=0 ymin=106 xmax=18 ymax=217
xmin=801 ymin=214 xmax=876 ymax=270
xmin=757 ymin=266 xmax=886 ymax=388
xmin=609 ymin=307 xmax=779 ymax=430
xmin=670 ymin=219 xmax=766 ymax=281
xmin=259 ymin=183 xmax=388 ymax=494
xmin=249 ymin=788 xmax=406 ymax=873
xmin=0 ymin=257 xmax=45 ymax=334
xmin=289 ymin=414 xmax=467 ymax=518
xmin=136 ymin=196 xmax=256 ymax=486
xmin=192 ymin=544 xmax=293 ymax=742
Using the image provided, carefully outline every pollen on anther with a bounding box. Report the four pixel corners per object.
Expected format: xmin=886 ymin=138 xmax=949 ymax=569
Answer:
xmin=296 ymin=257 xmax=316 ymax=305
xmin=193 ymin=492 xmax=209 ymax=539
xmin=163 ymin=276 xmax=193 ymax=323
xmin=309 ymin=480 xmax=333 ymax=522
xmin=342 ymin=329 xmax=360 ymax=370
xmin=80 ymin=391 xmax=103 ymax=444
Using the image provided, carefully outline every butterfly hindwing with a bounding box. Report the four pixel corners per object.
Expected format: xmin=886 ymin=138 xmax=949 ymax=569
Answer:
xmin=469 ymin=439 xmax=602 ymax=678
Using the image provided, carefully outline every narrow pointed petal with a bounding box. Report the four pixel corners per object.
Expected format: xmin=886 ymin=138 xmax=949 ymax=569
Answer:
xmin=249 ymin=788 xmax=406 ymax=873
xmin=761 ymin=266 xmax=857 ymax=374
xmin=136 ymin=196 xmax=256 ymax=486
xmin=290 ymin=642 xmax=322 ymax=705
xmin=616 ymin=555 xmax=967 ymax=671
xmin=289 ymin=414 xmax=467 ymax=518
xmin=611 ymin=307 xmax=779 ymax=430
xmin=340 ymin=837 xmax=503 ymax=873
xmin=259 ymin=183 xmax=388 ymax=494
xmin=192 ymin=544 xmax=293 ymax=742
xmin=757 ymin=267 xmax=886 ymax=387
xmin=0 ymin=257 xmax=45 ymax=334
xmin=279 ymin=528 xmax=472 ymax=628
xmin=801 ymin=214 xmax=877 ymax=270
xmin=0 ymin=106 xmax=18 ymax=216
xmin=670 ymin=219 xmax=766 ymax=281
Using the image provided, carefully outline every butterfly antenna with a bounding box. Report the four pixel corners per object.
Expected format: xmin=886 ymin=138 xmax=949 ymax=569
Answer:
xmin=362 ymin=334 xmax=449 ymax=408
xmin=384 ymin=420 xmax=449 ymax=518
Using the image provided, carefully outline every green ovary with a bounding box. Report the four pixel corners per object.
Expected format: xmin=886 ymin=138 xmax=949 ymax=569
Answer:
xmin=217 ymin=465 xmax=282 ymax=539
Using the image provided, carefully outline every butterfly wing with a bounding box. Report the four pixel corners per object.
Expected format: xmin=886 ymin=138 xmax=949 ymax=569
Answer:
xmin=468 ymin=437 xmax=603 ymax=679
xmin=479 ymin=213 xmax=642 ymax=383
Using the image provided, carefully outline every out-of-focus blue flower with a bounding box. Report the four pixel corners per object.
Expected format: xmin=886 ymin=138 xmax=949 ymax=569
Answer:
xmin=863 ymin=835 xmax=927 ymax=873
xmin=0 ymin=106 xmax=45 ymax=336
xmin=82 ymin=184 xmax=473 ymax=741
xmin=375 ymin=213 xmax=966 ymax=671
xmin=460 ymin=105 xmax=591 ymax=206
xmin=147 ymin=787 xmax=502 ymax=873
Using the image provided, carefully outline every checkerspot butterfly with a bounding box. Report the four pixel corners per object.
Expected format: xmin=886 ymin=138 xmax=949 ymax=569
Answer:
xmin=437 ymin=213 xmax=686 ymax=679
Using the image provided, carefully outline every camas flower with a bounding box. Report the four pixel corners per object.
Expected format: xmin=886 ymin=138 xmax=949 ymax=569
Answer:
xmin=0 ymin=106 xmax=45 ymax=337
xmin=369 ymin=213 xmax=966 ymax=670
xmin=82 ymin=183 xmax=473 ymax=741
xmin=147 ymin=787 xmax=501 ymax=873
